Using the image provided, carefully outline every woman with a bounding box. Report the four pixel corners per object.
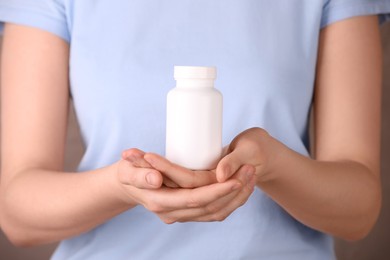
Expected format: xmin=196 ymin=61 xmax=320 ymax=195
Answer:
xmin=0 ymin=0 xmax=389 ymax=259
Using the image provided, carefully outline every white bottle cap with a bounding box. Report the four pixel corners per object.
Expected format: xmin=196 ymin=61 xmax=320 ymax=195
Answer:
xmin=174 ymin=66 xmax=217 ymax=79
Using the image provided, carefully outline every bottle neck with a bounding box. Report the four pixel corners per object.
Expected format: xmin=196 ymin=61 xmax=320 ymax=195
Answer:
xmin=176 ymin=79 xmax=215 ymax=88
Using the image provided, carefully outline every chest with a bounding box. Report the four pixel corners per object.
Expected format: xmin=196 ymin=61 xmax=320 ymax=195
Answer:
xmin=65 ymin=0 xmax=324 ymax=135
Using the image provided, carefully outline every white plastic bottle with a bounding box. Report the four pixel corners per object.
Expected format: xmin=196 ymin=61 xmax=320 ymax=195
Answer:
xmin=166 ymin=66 xmax=223 ymax=170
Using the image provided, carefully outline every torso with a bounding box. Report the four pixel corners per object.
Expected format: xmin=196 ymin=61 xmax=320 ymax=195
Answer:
xmin=54 ymin=1 xmax=334 ymax=259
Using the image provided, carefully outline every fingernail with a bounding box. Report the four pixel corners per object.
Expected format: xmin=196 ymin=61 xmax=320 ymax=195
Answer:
xmin=232 ymin=182 xmax=242 ymax=191
xmin=146 ymin=172 xmax=159 ymax=186
xmin=224 ymin=165 xmax=231 ymax=176
xmin=251 ymin=177 xmax=256 ymax=186
xmin=246 ymin=171 xmax=254 ymax=182
xmin=248 ymin=174 xmax=256 ymax=190
xmin=249 ymin=178 xmax=256 ymax=192
xmin=126 ymin=155 xmax=136 ymax=163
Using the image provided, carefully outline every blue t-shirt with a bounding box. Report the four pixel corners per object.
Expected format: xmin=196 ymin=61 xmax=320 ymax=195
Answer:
xmin=1 ymin=1 xmax=389 ymax=259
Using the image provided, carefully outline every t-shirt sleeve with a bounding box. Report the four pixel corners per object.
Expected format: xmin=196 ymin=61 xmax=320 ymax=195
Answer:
xmin=0 ymin=0 xmax=69 ymax=42
xmin=321 ymin=0 xmax=390 ymax=28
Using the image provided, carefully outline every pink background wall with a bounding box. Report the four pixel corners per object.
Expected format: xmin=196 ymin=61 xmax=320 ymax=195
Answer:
xmin=0 ymin=23 xmax=389 ymax=260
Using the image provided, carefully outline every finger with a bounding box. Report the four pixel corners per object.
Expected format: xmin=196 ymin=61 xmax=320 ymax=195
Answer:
xmin=144 ymin=153 xmax=217 ymax=188
xmin=157 ymin=166 xmax=254 ymax=223
xmin=122 ymin=148 xmax=144 ymax=160
xmin=117 ymin=159 xmax=163 ymax=189
xmin=192 ymin=172 xmax=256 ymax=222
xmin=122 ymin=150 xmax=180 ymax=187
xmin=122 ymin=148 xmax=152 ymax=168
xmin=138 ymin=178 xmax=242 ymax=212
xmin=216 ymin=148 xmax=248 ymax=182
xmin=163 ymin=177 xmax=180 ymax=188
xmin=158 ymin=188 xmax=241 ymax=224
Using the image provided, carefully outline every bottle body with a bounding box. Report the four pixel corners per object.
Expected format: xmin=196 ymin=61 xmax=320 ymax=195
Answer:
xmin=166 ymin=66 xmax=223 ymax=170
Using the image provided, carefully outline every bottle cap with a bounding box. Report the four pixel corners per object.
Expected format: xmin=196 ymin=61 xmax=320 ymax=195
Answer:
xmin=174 ymin=66 xmax=217 ymax=79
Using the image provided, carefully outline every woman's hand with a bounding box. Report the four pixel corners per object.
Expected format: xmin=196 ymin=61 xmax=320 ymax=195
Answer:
xmin=117 ymin=149 xmax=256 ymax=223
xmin=216 ymin=127 xmax=281 ymax=185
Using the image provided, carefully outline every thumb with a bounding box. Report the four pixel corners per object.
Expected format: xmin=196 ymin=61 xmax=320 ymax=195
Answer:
xmin=117 ymin=160 xmax=163 ymax=189
xmin=216 ymin=149 xmax=245 ymax=182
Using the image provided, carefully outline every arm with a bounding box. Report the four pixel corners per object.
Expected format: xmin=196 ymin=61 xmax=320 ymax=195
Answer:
xmin=0 ymin=24 xmax=134 ymax=246
xmin=0 ymin=24 xmax=251 ymax=246
xmin=216 ymin=16 xmax=382 ymax=241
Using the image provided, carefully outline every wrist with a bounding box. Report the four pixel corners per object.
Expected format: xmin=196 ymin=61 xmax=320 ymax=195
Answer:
xmin=256 ymin=132 xmax=309 ymax=187
xmin=253 ymin=129 xmax=289 ymax=184
xmin=106 ymin=161 xmax=138 ymax=208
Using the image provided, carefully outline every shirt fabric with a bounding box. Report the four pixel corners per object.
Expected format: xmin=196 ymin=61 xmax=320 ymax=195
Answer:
xmin=1 ymin=1 xmax=389 ymax=259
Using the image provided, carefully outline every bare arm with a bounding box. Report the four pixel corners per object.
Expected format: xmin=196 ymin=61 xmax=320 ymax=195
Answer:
xmin=214 ymin=16 xmax=382 ymax=241
xmin=0 ymin=24 xmax=134 ymax=246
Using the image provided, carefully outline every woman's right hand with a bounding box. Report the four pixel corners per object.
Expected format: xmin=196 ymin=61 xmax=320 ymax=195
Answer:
xmin=116 ymin=149 xmax=256 ymax=224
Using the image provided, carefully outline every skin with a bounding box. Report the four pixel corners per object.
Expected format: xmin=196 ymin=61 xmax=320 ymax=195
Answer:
xmin=0 ymin=15 xmax=382 ymax=246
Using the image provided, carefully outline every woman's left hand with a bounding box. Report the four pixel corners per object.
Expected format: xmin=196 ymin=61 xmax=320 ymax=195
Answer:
xmin=215 ymin=127 xmax=281 ymax=185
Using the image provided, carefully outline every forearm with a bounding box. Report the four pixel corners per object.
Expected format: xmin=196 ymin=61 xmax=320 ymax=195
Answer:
xmin=259 ymin=144 xmax=381 ymax=240
xmin=0 ymin=163 xmax=132 ymax=246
